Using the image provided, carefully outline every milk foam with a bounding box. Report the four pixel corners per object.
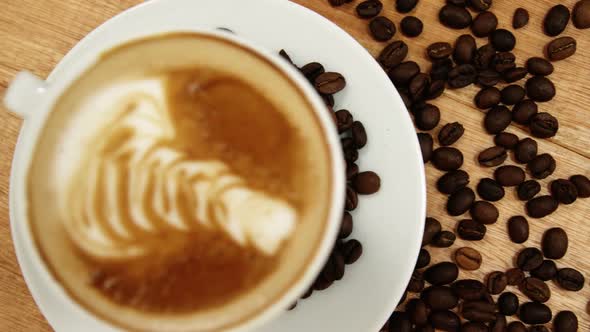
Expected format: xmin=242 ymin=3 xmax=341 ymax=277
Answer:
xmin=54 ymin=78 xmax=297 ymax=260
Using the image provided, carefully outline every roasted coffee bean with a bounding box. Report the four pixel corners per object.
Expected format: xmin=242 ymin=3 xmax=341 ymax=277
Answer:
xmin=322 ymin=250 xmax=345 ymax=281
xmin=388 ymin=61 xmax=420 ymax=86
xmin=489 ymin=314 xmax=507 ymax=332
xmin=437 ymin=170 xmax=470 ymax=195
xmin=519 ymin=302 xmax=552 ymax=324
xmin=439 ymin=4 xmax=472 ymax=29
xmin=547 ymin=36 xmax=577 ymax=61
xmin=501 ymin=84 xmax=526 ymax=105
xmin=526 ymin=76 xmax=556 ymax=102
xmin=486 ymin=271 xmax=507 ymax=294
xmin=469 ymin=201 xmax=499 ymax=224
xmin=406 ymin=298 xmax=430 ymax=326
xmin=515 ymin=138 xmax=538 ymax=163
xmin=531 ymin=260 xmax=558 ymax=281
xmin=485 ymin=105 xmax=512 ymax=134
xmin=477 ymin=70 xmax=501 ymax=87
xmin=427 ymin=42 xmax=453 ymax=60
xmin=418 ymin=133 xmax=434 ymax=163
xmin=474 ymin=44 xmax=496 ymax=70
xmin=341 ymin=239 xmax=363 ymax=264
xmin=461 ymin=322 xmax=488 ymax=332
xmin=506 ymin=268 xmax=526 ymax=286
xmin=432 ymin=147 xmax=464 ymax=171
xmin=401 ymin=16 xmax=423 ymax=37
xmin=416 ymin=248 xmax=431 ymax=269
xmin=339 ymin=212 xmax=354 ymax=239
xmin=409 ymin=73 xmax=431 ymax=101
xmin=544 ymin=5 xmax=570 ymax=37
xmin=396 ymin=0 xmax=419 ymax=13
xmin=498 ymin=292 xmax=519 ymax=316
xmin=430 ymin=58 xmax=454 ymax=81
xmin=351 ymin=121 xmax=367 ymax=149
xmin=471 ymin=11 xmax=498 ymax=37
xmin=512 ymin=100 xmax=538 ymax=125
xmin=495 ymin=132 xmax=519 ymax=149
xmin=570 ymin=174 xmax=590 ymax=197
xmin=414 ymin=103 xmax=440 ymax=130
xmin=527 ymin=154 xmax=556 ymax=179
xmin=495 ymin=165 xmax=525 ymax=187
xmin=378 ymin=41 xmax=409 ymax=68
xmin=335 ymin=109 xmax=354 ymax=133
xmin=478 ymin=146 xmax=507 ymax=167
xmin=526 ymin=57 xmax=554 ymax=76
xmin=556 ymin=268 xmax=585 ymax=291
xmin=477 ymin=178 xmax=505 ymax=201
xmin=573 ymin=0 xmax=590 ymax=29
xmin=301 ymin=287 xmax=313 ymax=299
xmin=424 ymin=262 xmax=459 ymax=285
xmin=457 ymin=219 xmax=486 ymax=241
xmin=529 ymin=325 xmax=549 ymax=332
xmin=389 ymin=311 xmax=412 ymax=332
xmin=517 ymin=247 xmax=544 ymax=271
xmin=513 ymin=8 xmax=530 ymax=29
xmin=462 ymin=300 xmax=496 ymax=322
xmin=421 ymin=286 xmax=459 ymax=310
xmin=454 ymin=34 xmax=476 ymax=64
xmin=448 ymin=64 xmax=477 ymax=88
xmin=468 ymin=0 xmax=491 ymax=12
xmin=490 ymin=29 xmax=516 ymax=52
xmin=448 ymin=188 xmax=476 ymax=216
xmin=313 ymin=274 xmax=333 ymax=290
xmin=508 ymin=216 xmax=529 ymax=244
xmin=408 ymin=270 xmax=425 ymax=292
xmin=422 ymin=217 xmax=442 ymax=246
xmin=353 ymin=171 xmax=380 ymax=194
xmin=526 ymin=195 xmax=559 ymax=218
xmin=322 ymin=93 xmax=335 ymax=107
xmin=520 ymin=277 xmax=551 ymax=302
xmin=451 ymin=279 xmax=486 ymax=300
xmin=356 ymin=0 xmax=383 ymax=18
xmin=400 ymin=91 xmax=413 ymax=108
xmin=503 ymin=67 xmax=528 ymax=83
xmin=554 ymin=311 xmax=578 ymax=332
xmin=438 ymin=122 xmax=465 ymax=146
xmin=492 ymin=52 xmax=516 ymax=73
xmin=518 ymin=180 xmax=541 ymax=200
xmin=315 ymin=72 xmax=346 ymax=94
xmin=433 ymin=231 xmax=456 ymax=248
xmin=507 ymin=321 xmax=527 ymax=332
xmin=301 ymin=62 xmax=325 ymax=83
xmin=455 ymin=247 xmax=482 ymax=270
xmin=370 ymin=16 xmax=396 ymax=41
xmin=342 ymin=137 xmax=354 ymax=150
xmin=415 ymin=325 xmax=434 ymax=332
xmin=329 ymin=0 xmax=353 ymax=6
xmin=429 ymin=310 xmax=461 ymax=331
xmin=551 ymin=179 xmax=578 ymax=204
xmin=427 ymin=79 xmax=446 ymax=100
xmin=531 ymin=112 xmax=559 ymax=138
xmin=475 ymin=87 xmax=501 ymax=109
xmin=345 ymin=185 xmax=358 ymax=210
xmin=446 ymin=0 xmax=467 ymax=6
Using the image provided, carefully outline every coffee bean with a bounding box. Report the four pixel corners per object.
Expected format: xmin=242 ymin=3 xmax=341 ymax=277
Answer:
xmin=335 ymin=109 xmax=354 ymax=133
xmin=430 ymin=58 xmax=454 ymax=81
xmin=328 ymin=0 xmax=353 ymax=6
xmin=378 ymin=41 xmax=409 ymax=68
xmin=470 ymin=201 xmax=499 ymax=224
xmin=476 ymin=70 xmax=500 ymax=87
xmin=530 ymin=325 xmax=549 ymax=332
xmin=544 ymin=5 xmax=570 ymax=37
xmin=527 ymin=154 xmax=556 ymax=179
xmin=519 ymin=302 xmax=552 ymax=325
xmin=457 ymin=219 xmax=486 ymax=241
xmin=448 ymin=188 xmax=476 ymax=216
xmin=518 ymin=180 xmax=541 ymax=201
xmin=453 ymin=34 xmax=476 ymax=64
xmin=389 ymin=311 xmax=412 ymax=332
xmin=427 ymin=42 xmax=453 ymax=60
xmin=489 ymin=314 xmax=507 ymax=332
xmin=448 ymin=64 xmax=477 ymax=88
xmin=429 ymin=310 xmax=460 ymax=331
xmin=517 ymin=247 xmax=544 ymax=271
xmin=557 ymin=268 xmax=585 ymax=291
xmin=421 ymin=286 xmax=459 ymax=310
xmin=551 ymin=179 xmax=578 ymax=204
xmin=342 ymin=137 xmax=354 ymax=150
xmin=432 ymin=147 xmax=464 ymax=171
xmin=570 ymin=174 xmax=590 ymax=197
xmin=414 ymin=103 xmax=440 ymax=130
xmin=401 ymin=16 xmax=423 ymax=37
xmin=473 ymin=43 xmax=494 ymax=69
xmin=437 ymin=170 xmax=470 ymax=195
xmin=301 ymin=62 xmax=325 ymax=83
xmin=408 ymin=270 xmax=425 ymax=292
xmin=506 ymin=268 xmax=526 ymax=286
xmin=498 ymin=292 xmax=519 ymax=316
xmin=422 ymin=217 xmax=442 ymax=246
xmin=526 ymin=57 xmax=554 ymax=76
xmin=507 ymin=321 xmax=527 ymax=332
xmin=416 ymin=248 xmax=431 ymax=269
xmin=471 ymin=11 xmax=498 ymax=37
xmin=351 ymin=121 xmax=367 ymax=149
xmin=439 ymin=4 xmax=472 ymax=29
xmin=501 ymin=84 xmax=526 ymax=105
xmin=573 ymin=0 xmax=590 ymax=29
xmin=478 ymin=146 xmax=507 ymax=167
xmin=322 ymin=250 xmax=345 ymax=281
xmin=520 ymin=277 xmax=551 ymax=302
xmin=503 ymin=67 xmax=528 ymax=83
xmin=433 ymin=231 xmax=456 ymax=248
xmin=322 ymin=93 xmax=335 ymax=107
xmin=406 ymin=299 xmax=430 ymax=326
xmin=455 ymin=247 xmax=482 ymax=270
xmin=461 ymin=322 xmax=488 ymax=332
xmin=341 ymin=239 xmax=363 ymax=264
xmin=353 ymin=171 xmax=380 ymax=195
xmin=396 ymin=0 xmax=419 ymax=13
xmin=554 ymin=311 xmax=578 ymax=332
xmin=492 ymin=52 xmax=516 ymax=73
xmin=515 ymin=138 xmax=538 ymax=163
xmin=370 ymin=16 xmax=396 ymax=41
xmin=388 ymin=61 xmax=420 ymax=86
xmin=486 ymin=271 xmax=507 ymax=295
xmin=485 ymin=105 xmax=512 ymax=134
xmin=513 ymin=8 xmax=530 ymax=29
xmin=418 ymin=133 xmax=434 ymax=163
xmin=531 ymin=260 xmax=558 ymax=281
xmin=468 ymin=0 xmax=491 ymax=12
xmin=477 ymin=178 xmax=505 ymax=201
xmin=425 ymin=262 xmax=459 ymax=285
xmin=495 ymin=165 xmax=525 ymax=187
xmin=315 ymin=72 xmax=346 ymax=94
xmin=345 ymin=185 xmax=358 ymax=210
xmin=533 ymin=113 xmax=561 ymax=139
xmin=526 ymin=76 xmax=556 ymax=102
xmin=527 ymin=195 xmax=559 ymax=218
xmin=301 ymin=287 xmax=313 ymax=299
xmin=475 ymin=87 xmax=501 ymax=109
xmin=512 ymin=100 xmax=538 ymax=125
xmin=400 ymin=91 xmax=413 ymax=108
xmin=356 ymin=0 xmax=383 ymax=18
xmin=339 ymin=212 xmax=354 ymax=239
xmin=507 ymin=216 xmax=529 ymax=244
xmin=426 ymin=79 xmax=446 ymax=100
xmin=490 ymin=29 xmax=516 ymax=52
xmin=495 ymin=132 xmax=519 ymax=149
xmin=462 ymin=300 xmax=497 ymax=322
xmin=452 ymin=279 xmax=487 ymax=300
xmin=410 ymin=74 xmax=432 ymax=102
xmin=547 ymin=36 xmax=577 ymax=61
xmin=438 ymin=122 xmax=465 ymax=146
xmin=313 ymin=274 xmax=333 ymax=290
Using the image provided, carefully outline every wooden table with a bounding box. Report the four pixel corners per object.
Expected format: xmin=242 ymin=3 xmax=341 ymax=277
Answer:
xmin=0 ymin=0 xmax=588 ymax=330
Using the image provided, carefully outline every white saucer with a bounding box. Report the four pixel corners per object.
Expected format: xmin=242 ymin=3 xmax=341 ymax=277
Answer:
xmin=10 ymin=0 xmax=426 ymax=331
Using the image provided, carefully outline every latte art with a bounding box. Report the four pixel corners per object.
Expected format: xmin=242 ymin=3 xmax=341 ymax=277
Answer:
xmin=61 ymin=79 xmax=296 ymax=260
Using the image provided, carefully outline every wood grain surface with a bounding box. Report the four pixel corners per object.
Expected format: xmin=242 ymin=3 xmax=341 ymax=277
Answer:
xmin=0 ymin=0 xmax=588 ymax=331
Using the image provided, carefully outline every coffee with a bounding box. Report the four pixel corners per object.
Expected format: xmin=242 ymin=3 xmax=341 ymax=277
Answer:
xmin=26 ymin=33 xmax=333 ymax=331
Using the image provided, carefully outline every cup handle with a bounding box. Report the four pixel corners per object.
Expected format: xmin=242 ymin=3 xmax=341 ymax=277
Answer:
xmin=3 ymin=71 xmax=47 ymax=119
